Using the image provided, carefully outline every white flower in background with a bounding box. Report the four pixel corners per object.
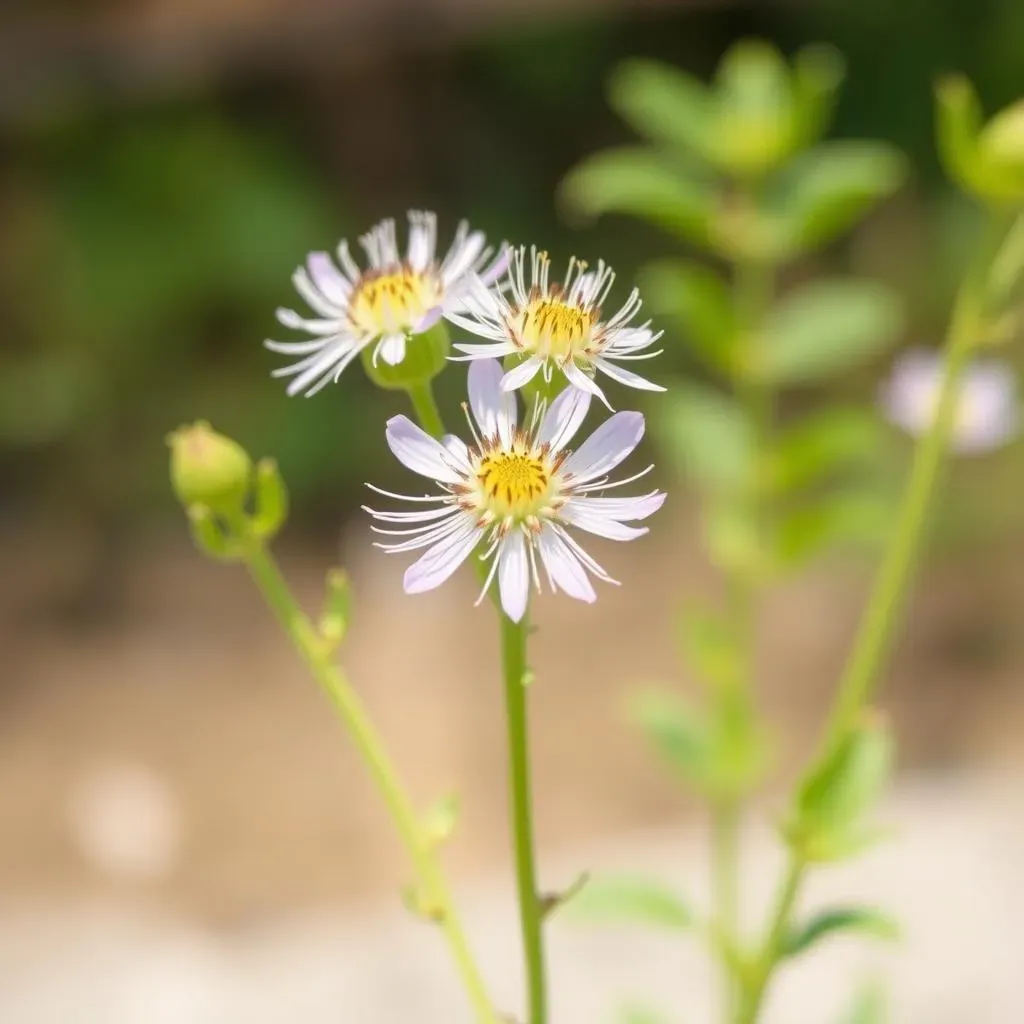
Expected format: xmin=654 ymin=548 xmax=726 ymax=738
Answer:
xmin=364 ymin=359 xmax=666 ymax=621
xmin=446 ymin=245 xmax=665 ymax=408
xmin=880 ymin=347 xmax=1020 ymax=454
xmin=266 ymin=211 xmax=507 ymax=396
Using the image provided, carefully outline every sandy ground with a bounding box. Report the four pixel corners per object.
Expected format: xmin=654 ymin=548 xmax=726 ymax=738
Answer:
xmin=1 ymin=504 xmax=1023 ymax=1020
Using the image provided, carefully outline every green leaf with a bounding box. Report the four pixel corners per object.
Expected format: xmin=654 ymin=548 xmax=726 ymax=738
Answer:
xmin=771 ymin=142 xmax=906 ymax=253
xmin=769 ymin=407 xmax=886 ymax=492
xmin=629 ymin=691 xmax=715 ymax=786
xmin=567 ymin=874 xmax=693 ymax=930
xmin=783 ymin=906 xmax=900 ymax=959
xmin=774 ymin=489 xmax=891 ymax=568
xmin=560 ymin=148 xmax=714 ymax=245
xmin=789 ymin=714 xmax=894 ymax=862
xmin=654 ymin=381 xmax=753 ymax=492
xmin=789 ymin=44 xmax=846 ymax=147
xmin=760 ymin=279 xmax=904 ymax=384
xmin=639 ymin=260 xmax=736 ymax=372
xmin=609 ymin=59 xmax=715 ymax=161
xmin=677 ymin=602 xmax=742 ymax=693
xmin=841 ymin=980 xmax=888 ymax=1024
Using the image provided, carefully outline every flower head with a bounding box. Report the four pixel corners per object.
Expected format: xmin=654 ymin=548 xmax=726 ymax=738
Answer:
xmin=364 ymin=359 xmax=666 ymax=621
xmin=447 ymin=246 xmax=665 ymax=409
xmin=880 ymin=347 xmax=1019 ymax=454
xmin=266 ymin=211 xmax=507 ymax=396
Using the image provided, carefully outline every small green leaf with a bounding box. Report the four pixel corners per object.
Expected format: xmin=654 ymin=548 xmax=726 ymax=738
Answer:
xmin=629 ymin=690 xmax=715 ymax=787
xmin=654 ymin=381 xmax=753 ymax=492
xmin=567 ymin=874 xmax=693 ymax=930
xmin=789 ymin=44 xmax=846 ymax=147
xmin=560 ymin=148 xmax=714 ymax=245
xmin=420 ymin=793 xmax=460 ymax=847
xmin=783 ymin=906 xmax=900 ymax=959
xmin=186 ymin=504 xmax=242 ymax=562
xmin=639 ymin=260 xmax=736 ymax=372
xmin=250 ymin=457 xmax=289 ymax=540
xmin=769 ymin=407 xmax=886 ymax=492
xmin=318 ymin=568 xmax=351 ymax=647
xmin=760 ymin=279 xmax=904 ymax=384
xmin=609 ymin=59 xmax=715 ymax=161
xmin=677 ymin=602 xmax=742 ymax=693
xmin=841 ymin=980 xmax=889 ymax=1024
xmin=774 ymin=489 xmax=891 ymax=568
xmin=770 ymin=142 xmax=906 ymax=253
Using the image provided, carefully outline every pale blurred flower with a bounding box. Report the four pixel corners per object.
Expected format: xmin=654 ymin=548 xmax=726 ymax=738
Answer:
xmin=267 ymin=211 xmax=507 ymax=395
xmin=66 ymin=762 xmax=183 ymax=882
xmin=880 ymin=347 xmax=1019 ymax=454
xmin=364 ymin=359 xmax=665 ymax=622
xmin=447 ymin=246 xmax=665 ymax=409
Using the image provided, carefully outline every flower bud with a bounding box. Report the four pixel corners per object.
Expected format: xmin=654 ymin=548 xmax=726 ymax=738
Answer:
xmin=360 ymin=321 xmax=450 ymax=391
xmin=167 ymin=422 xmax=252 ymax=516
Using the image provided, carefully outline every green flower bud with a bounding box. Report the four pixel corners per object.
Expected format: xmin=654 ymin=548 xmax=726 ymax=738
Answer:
xmin=360 ymin=321 xmax=451 ymax=391
xmin=168 ymin=421 xmax=252 ymax=516
xmin=937 ymin=75 xmax=1024 ymax=204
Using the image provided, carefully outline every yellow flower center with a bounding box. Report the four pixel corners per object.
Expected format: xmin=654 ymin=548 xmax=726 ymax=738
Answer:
xmin=516 ymin=296 xmax=596 ymax=360
xmin=475 ymin=447 xmax=554 ymax=520
xmin=348 ymin=268 xmax=443 ymax=335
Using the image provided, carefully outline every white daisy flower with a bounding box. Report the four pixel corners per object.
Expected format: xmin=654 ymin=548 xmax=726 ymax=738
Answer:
xmin=266 ymin=211 xmax=507 ymax=396
xmin=446 ymin=245 xmax=665 ymax=409
xmin=880 ymin=347 xmax=1019 ymax=454
xmin=363 ymin=359 xmax=666 ymax=622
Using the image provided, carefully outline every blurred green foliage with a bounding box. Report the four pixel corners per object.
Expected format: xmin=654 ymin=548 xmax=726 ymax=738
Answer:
xmin=3 ymin=0 xmax=1024 ymax=531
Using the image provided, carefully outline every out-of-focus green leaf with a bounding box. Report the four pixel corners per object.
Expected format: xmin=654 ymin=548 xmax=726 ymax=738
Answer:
xmin=768 ymin=407 xmax=886 ymax=492
xmin=629 ymin=690 xmax=716 ymax=787
xmin=618 ymin=1004 xmax=673 ymax=1024
xmin=559 ymin=148 xmax=713 ymax=245
xmin=841 ymin=980 xmax=889 ymax=1024
xmin=770 ymin=142 xmax=906 ymax=253
xmin=639 ymin=259 xmax=736 ymax=372
xmin=609 ymin=59 xmax=715 ymax=161
xmin=653 ymin=381 xmax=753 ymax=492
xmin=783 ymin=906 xmax=900 ymax=959
xmin=704 ymin=500 xmax=765 ymax=578
xmin=567 ymin=874 xmax=693 ymax=930
xmin=787 ymin=713 xmax=894 ymax=862
xmin=774 ymin=489 xmax=891 ymax=568
xmin=789 ymin=44 xmax=846 ymax=148
xmin=677 ymin=601 xmax=742 ymax=694
xmin=986 ymin=210 xmax=1024 ymax=310
xmin=760 ymin=279 xmax=904 ymax=384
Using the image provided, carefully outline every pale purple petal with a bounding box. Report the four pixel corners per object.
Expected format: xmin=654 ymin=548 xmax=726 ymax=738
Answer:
xmin=563 ymin=360 xmax=613 ymax=410
xmin=537 ymin=386 xmax=591 ymax=453
xmin=385 ymin=415 xmax=464 ymax=484
xmin=536 ymin=525 xmax=596 ymax=604
xmin=412 ymin=306 xmax=444 ymax=334
xmin=442 ymin=230 xmax=486 ymax=283
xmin=497 ymin=531 xmax=530 ymax=623
xmin=594 ymin=358 xmax=666 ymax=393
xmin=307 ymin=252 xmax=352 ymax=306
xmin=469 ymin=359 xmax=517 ymax=444
xmin=479 ymin=245 xmax=511 ymax=285
xmin=501 ymin=357 xmax=543 ymax=392
xmin=403 ymin=519 xmax=483 ymax=594
xmin=567 ymin=492 xmax=666 ymax=521
xmin=561 ymin=411 xmax=646 ymax=484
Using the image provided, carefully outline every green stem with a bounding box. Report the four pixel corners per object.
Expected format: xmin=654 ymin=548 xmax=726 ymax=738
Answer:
xmin=407 ymin=381 xmax=446 ymax=440
xmin=501 ymin=610 xmax=547 ymax=1024
xmin=734 ymin=858 xmax=805 ymax=1024
xmin=239 ymin=535 xmax=498 ymax=1024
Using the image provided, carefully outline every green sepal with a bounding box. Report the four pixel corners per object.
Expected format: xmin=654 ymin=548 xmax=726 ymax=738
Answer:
xmin=186 ymin=504 xmax=243 ymax=562
xmin=249 ymin=457 xmax=289 ymax=540
xmin=360 ymin=321 xmax=450 ymax=390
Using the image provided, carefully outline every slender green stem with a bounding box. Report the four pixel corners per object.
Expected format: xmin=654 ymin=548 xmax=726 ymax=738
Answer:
xmin=501 ymin=611 xmax=547 ymax=1024
xmin=239 ymin=535 xmax=498 ymax=1024
xmin=734 ymin=858 xmax=805 ymax=1024
xmin=407 ymin=381 xmax=446 ymax=439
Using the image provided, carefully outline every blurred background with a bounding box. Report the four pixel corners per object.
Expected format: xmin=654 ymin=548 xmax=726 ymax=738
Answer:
xmin=2 ymin=0 xmax=1024 ymax=1020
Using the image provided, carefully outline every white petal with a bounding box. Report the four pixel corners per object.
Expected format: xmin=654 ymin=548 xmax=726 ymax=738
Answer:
xmin=264 ymin=337 xmax=331 ymax=356
xmin=403 ymin=519 xmax=482 ymax=594
xmin=306 ymin=252 xmax=352 ymax=306
xmin=378 ymin=333 xmax=407 ymax=366
xmin=594 ymin=358 xmax=666 ymax=393
xmin=451 ymin=341 xmax=520 ymax=357
xmin=479 ymin=245 xmax=511 ymax=285
xmin=561 ymin=411 xmax=646 ymax=483
xmin=563 ymin=360 xmax=612 ymax=410
xmin=292 ymin=267 xmax=345 ymax=318
xmin=537 ymin=386 xmax=591 ymax=453
xmin=566 ymin=492 xmax=666 ymax=521
xmin=279 ymin=345 xmax=349 ymax=396
xmin=559 ymin=501 xmax=655 ymax=540
xmin=536 ymin=525 xmax=596 ymax=603
xmin=442 ymin=434 xmax=472 ymax=472
xmin=276 ymin=308 xmax=345 ymax=336
xmin=442 ymin=231 xmax=486 ymax=283
xmin=501 ymin=357 xmax=543 ymax=392
xmin=385 ymin=415 xmax=465 ymax=484
xmin=498 ymin=531 xmax=530 ymax=623
xmin=468 ymin=359 xmax=517 ymax=444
